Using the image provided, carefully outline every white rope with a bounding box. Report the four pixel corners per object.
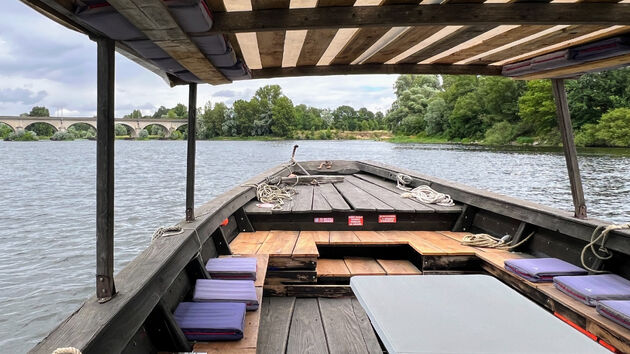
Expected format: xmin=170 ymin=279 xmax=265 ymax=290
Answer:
xmin=461 ymin=231 xmax=535 ymax=250
xmin=255 ymin=182 xmax=296 ymax=211
xmin=581 ymin=223 xmax=630 ymax=273
xmin=396 ymin=174 xmax=454 ymax=207
xmin=151 ymin=225 xmax=183 ymax=241
xmin=52 ymin=348 xmax=82 ymax=354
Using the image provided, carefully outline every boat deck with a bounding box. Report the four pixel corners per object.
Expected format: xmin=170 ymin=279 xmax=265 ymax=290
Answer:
xmin=204 ymin=230 xmax=630 ymax=353
xmin=257 ymin=297 xmax=381 ymax=354
xmin=244 ymin=174 xmax=463 ymax=215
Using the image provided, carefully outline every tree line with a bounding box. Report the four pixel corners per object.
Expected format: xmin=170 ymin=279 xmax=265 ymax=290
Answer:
xmin=386 ymin=68 xmax=630 ymax=147
xmin=3 ymin=68 xmax=630 ymax=146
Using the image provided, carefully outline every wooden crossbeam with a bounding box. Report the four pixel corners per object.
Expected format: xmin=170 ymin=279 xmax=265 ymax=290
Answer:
xmin=251 ymin=63 xmax=502 ymax=79
xmin=107 ymin=0 xmax=228 ymax=85
xmin=200 ymin=4 xmax=630 ymax=34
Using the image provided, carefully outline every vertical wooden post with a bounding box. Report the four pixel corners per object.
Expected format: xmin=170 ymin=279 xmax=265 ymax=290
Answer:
xmin=186 ymin=83 xmax=197 ymax=221
xmin=96 ymin=37 xmax=116 ymax=302
xmin=551 ymin=78 xmax=587 ymax=219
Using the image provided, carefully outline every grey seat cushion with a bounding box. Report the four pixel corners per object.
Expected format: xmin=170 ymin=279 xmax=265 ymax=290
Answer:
xmin=166 ymin=0 xmax=214 ymax=33
xmin=554 ymin=274 xmax=630 ymax=306
xmin=76 ymin=3 xmax=144 ymax=40
xmin=193 ymin=279 xmax=258 ymax=311
xmin=123 ymin=40 xmax=168 ymax=59
xmin=174 ymin=302 xmax=246 ymax=341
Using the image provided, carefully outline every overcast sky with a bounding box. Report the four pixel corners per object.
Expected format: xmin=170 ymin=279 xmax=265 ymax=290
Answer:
xmin=0 ymin=1 xmax=398 ymax=118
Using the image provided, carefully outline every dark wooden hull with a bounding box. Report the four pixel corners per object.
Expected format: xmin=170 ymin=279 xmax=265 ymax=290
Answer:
xmin=31 ymin=160 xmax=630 ymax=353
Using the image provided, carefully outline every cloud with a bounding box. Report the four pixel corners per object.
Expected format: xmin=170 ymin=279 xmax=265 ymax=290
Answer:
xmin=0 ymin=88 xmax=47 ymax=105
xmin=213 ymin=90 xmax=237 ymax=98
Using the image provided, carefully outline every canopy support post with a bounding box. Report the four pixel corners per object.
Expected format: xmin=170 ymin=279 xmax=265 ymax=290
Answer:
xmin=186 ymin=83 xmax=197 ymax=222
xmin=551 ymin=78 xmax=587 ymax=219
xmin=96 ymin=37 xmax=116 ymax=302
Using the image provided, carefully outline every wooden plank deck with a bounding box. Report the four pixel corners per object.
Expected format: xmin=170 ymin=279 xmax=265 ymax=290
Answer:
xmin=243 ymin=174 xmax=462 ymax=215
xmin=226 ymin=230 xmax=630 ymax=352
xmin=258 ymin=297 xmax=381 ymax=354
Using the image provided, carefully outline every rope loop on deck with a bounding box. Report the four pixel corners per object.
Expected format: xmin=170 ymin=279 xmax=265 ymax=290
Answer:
xmin=396 ymin=174 xmax=454 ymax=207
xmin=581 ymin=223 xmax=630 ymax=273
xmin=151 ymin=225 xmax=183 ymax=241
xmin=52 ymin=348 xmax=82 ymax=354
xmin=461 ymin=231 xmax=535 ymax=250
xmin=255 ymin=182 xmax=296 ymax=210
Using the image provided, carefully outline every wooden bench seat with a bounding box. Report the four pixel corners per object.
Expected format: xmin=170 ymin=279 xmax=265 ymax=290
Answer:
xmin=192 ymin=254 xmax=269 ymax=353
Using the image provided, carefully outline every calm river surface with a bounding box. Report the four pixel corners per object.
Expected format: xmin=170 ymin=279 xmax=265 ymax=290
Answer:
xmin=1 ymin=140 xmax=630 ymax=352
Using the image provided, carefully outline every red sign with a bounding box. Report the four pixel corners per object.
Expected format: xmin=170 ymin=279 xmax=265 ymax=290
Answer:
xmin=314 ymin=217 xmax=334 ymax=223
xmin=378 ymin=214 xmax=397 ymax=223
xmin=348 ymin=215 xmax=364 ymax=226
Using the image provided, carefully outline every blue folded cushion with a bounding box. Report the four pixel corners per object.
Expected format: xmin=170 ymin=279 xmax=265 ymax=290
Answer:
xmin=206 ymin=257 xmax=257 ymax=281
xmin=597 ymin=300 xmax=630 ymax=330
xmin=174 ymin=302 xmax=245 ymax=341
xmin=193 ymin=279 xmax=259 ymax=311
xmin=504 ymin=258 xmax=586 ymax=282
xmin=554 ymin=274 xmax=630 ymax=306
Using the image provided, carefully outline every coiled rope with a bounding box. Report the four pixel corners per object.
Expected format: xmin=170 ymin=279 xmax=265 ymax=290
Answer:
xmin=396 ymin=174 xmax=454 ymax=207
xmin=151 ymin=225 xmax=183 ymax=241
xmin=255 ymin=182 xmax=296 ymax=210
xmin=461 ymin=231 xmax=535 ymax=250
xmin=581 ymin=223 xmax=630 ymax=273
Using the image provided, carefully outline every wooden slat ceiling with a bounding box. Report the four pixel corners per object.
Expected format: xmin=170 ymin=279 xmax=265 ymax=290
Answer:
xmin=22 ymin=0 xmax=630 ymax=85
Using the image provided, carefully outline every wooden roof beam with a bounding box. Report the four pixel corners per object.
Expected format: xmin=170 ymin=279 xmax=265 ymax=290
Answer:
xmin=108 ymin=0 xmax=229 ymax=85
xmin=201 ymin=4 xmax=630 ymax=34
xmin=251 ymin=63 xmax=502 ymax=79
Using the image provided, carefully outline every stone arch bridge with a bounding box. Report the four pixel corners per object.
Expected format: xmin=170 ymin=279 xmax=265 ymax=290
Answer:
xmin=0 ymin=116 xmax=188 ymax=138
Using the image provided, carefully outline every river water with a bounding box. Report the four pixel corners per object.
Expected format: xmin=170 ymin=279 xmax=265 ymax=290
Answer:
xmin=1 ymin=140 xmax=629 ymax=352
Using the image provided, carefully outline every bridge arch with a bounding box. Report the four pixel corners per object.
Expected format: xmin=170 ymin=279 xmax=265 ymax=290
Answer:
xmin=25 ymin=121 xmax=58 ymax=137
xmin=143 ymin=123 xmax=170 ymax=138
xmin=0 ymin=121 xmax=16 ymax=133
xmin=67 ymin=121 xmax=97 ymax=132
xmin=115 ymin=123 xmax=136 ymax=138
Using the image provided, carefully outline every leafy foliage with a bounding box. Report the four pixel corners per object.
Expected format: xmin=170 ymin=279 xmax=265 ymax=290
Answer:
xmin=50 ymin=131 xmax=75 ymax=141
xmin=6 ymin=130 xmax=38 ymax=141
xmin=0 ymin=123 xmax=13 ymax=139
xmin=575 ymin=108 xmax=630 ymax=147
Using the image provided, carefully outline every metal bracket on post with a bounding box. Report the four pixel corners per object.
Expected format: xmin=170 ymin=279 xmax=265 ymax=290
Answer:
xmin=551 ymin=78 xmax=587 ymax=219
xmin=96 ymin=274 xmax=115 ymax=302
xmin=186 ymin=83 xmax=197 ymax=222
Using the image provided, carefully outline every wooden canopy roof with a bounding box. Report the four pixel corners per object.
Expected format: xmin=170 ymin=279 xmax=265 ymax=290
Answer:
xmin=21 ymin=0 xmax=630 ymax=86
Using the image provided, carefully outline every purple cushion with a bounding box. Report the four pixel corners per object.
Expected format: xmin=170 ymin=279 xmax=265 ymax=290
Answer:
xmin=572 ymin=36 xmax=630 ymax=62
xmin=151 ymin=58 xmax=187 ymax=73
xmin=165 ymin=0 xmax=213 ymax=33
xmin=597 ymin=300 xmax=630 ymax=330
xmin=192 ymin=35 xmax=228 ymax=55
xmin=174 ymin=302 xmax=245 ymax=341
xmin=206 ymin=257 xmax=257 ymax=281
xmin=76 ymin=3 xmax=144 ymax=41
xmin=124 ymin=40 xmax=169 ymax=59
xmin=554 ymin=274 xmax=630 ymax=306
xmin=174 ymin=70 xmax=204 ymax=83
xmin=504 ymin=258 xmax=587 ymax=283
xmin=219 ymin=60 xmax=252 ymax=81
xmin=194 ymin=279 xmax=258 ymax=311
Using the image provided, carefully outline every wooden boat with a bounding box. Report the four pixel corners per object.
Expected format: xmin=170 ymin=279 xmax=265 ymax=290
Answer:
xmin=19 ymin=1 xmax=630 ymax=353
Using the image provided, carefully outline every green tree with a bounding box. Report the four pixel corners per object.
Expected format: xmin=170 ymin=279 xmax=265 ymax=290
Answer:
xmin=332 ymin=105 xmax=357 ymax=130
xmin=115 ymin=124 xmax=129 ymax=136
xmin=566 ymin=68 xmax=630 ymax=128
xmin=518 ymin=80 xmax=557 ymax=135
xmin=172 ymin=103 xmax=188 ymax=118
xmin=575 ymin=108 xmax=630 ymax=147
xmin=124 ymin=109 xmax=142 ymax=119
xmin=446 ymin=92 xmax=484 ymax=139
xmin=153 ymin=106 xmax=169 ymax=118
xmin=28 ymin=106 xmax=50 ymax=117
xmin=0 ymin=123 xmax=13 ymax=139
xmin=270 ymin=96 xmax=296 ymax=137
xmin=233 ymin=99 xmax=255 ymax=136
xmin=394 ymin=75 xmax=440 ymax=97
xmin=26 ymin=122 xmax=56 ymax=137
xmin=424 ymin=97 xmax=448 ymax=135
